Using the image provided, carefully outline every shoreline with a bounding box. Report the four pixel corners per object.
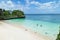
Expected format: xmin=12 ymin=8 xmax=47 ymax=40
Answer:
xmin=0 ymin=21 xmax=51 ymax=40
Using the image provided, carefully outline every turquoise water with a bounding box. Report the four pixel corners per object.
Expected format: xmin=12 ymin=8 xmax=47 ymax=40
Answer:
xmin=5 ymin=14 xmax=60 ymax=40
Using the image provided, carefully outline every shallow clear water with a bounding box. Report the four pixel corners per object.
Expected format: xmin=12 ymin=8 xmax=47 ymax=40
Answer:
xmin=6 ymin=14 xmax=60 ymax=40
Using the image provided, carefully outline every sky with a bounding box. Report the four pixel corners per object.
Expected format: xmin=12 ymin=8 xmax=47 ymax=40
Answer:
xmin=0 ymin=0 xmax=60 ymax=14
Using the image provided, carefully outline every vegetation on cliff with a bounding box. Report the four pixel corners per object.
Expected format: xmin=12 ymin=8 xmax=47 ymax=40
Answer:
xmin=0 ymin=9 xmax=25 ymax=20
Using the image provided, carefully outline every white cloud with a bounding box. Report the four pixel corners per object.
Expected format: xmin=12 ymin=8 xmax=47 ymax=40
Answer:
xmin=26 ymin=0 xmax=60 ymax=9
xmin=24 ymin=0 xmax=33 ymax=10
xmin=7 ymin=0 xmax=14 ymax=7
xmin=24 ymin=0 xmax=60 ymax=13
xmin=0 ymin=0 xmax=60 ymax=13
xmin=25 ymin=0 xmax=30 ymax=6
xmin=0 ymin=0 xmax=23 ymax=11
xmin=30 ymin=1 xmax=41 ymax=6
xmin=30 ymin=1 xmax=56 ymax=9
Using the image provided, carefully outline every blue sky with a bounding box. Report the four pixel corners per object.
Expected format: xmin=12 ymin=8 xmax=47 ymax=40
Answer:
xmin=0 ymin=0 xmax=60 ymax=14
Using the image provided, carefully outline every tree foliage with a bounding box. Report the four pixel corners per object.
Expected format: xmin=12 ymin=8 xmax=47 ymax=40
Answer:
xmin=56 ymin=27 xmax=60 ymax=40
xmin=12 ymin=10 xmax=25 ymax=17
xmin=0 ymin=9 xmax=25 ymax=20
xmin=56 ymin=32 xmax=60 ymax=40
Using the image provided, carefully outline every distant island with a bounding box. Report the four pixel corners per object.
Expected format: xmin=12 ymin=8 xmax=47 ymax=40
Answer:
xmin=0 ymin=9 xmax=25 ymax=20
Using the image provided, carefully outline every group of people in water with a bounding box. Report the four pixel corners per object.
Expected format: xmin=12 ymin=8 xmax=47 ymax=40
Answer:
xmin=37 ymin=24 xmax=42 ymax=27
xmin=36 ymin=24 xmax=48 ymax=34
xmin=25 ymin=24 xmax=49 ymax=35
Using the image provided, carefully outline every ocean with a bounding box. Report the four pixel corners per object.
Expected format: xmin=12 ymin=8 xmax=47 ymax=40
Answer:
xmin=5 ymin=14 xmax=60 ymax=40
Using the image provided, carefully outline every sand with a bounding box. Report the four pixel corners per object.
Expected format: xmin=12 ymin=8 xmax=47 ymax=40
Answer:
xmin=0 ymin=21 xmax=50 ymax=40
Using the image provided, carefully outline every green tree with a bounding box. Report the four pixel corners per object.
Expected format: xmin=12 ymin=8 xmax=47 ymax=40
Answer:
xmin=56 ymin=27 xmax=60 ymax=40
xmin=0 ymin=9 xmax=3 ymax=16
xmin=3 ymin=10 xmax=10 ymax=19
xmin=3 ymin=11 xmax=10 ymax=16
xmin=0 ymin=9 xmax=4 ymax=19
xmin=0 ymin=9 xmax=25 ymax=20
xmin=56 ymin=32 xmax=60 ymax=40
xmin=12 ymin=10 xmax=25 ymax=18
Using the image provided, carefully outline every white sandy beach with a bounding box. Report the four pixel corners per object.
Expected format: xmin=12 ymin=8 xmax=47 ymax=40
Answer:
xmin=0 ymin=21 xmax=50 ymax=40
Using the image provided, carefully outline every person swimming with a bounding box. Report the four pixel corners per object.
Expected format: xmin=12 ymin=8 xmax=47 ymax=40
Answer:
xmin=40 ymin=24 xmax=42 ymax=27
xmin=45 ymin=32 xmax=48 ymax=34
xmin=37 ymin=24 xmax=38 ymax=26
xmin=36 ymin=24 xmax=43 ymax=27
xmin=25 ymin=29 xmax=28 ymax=31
